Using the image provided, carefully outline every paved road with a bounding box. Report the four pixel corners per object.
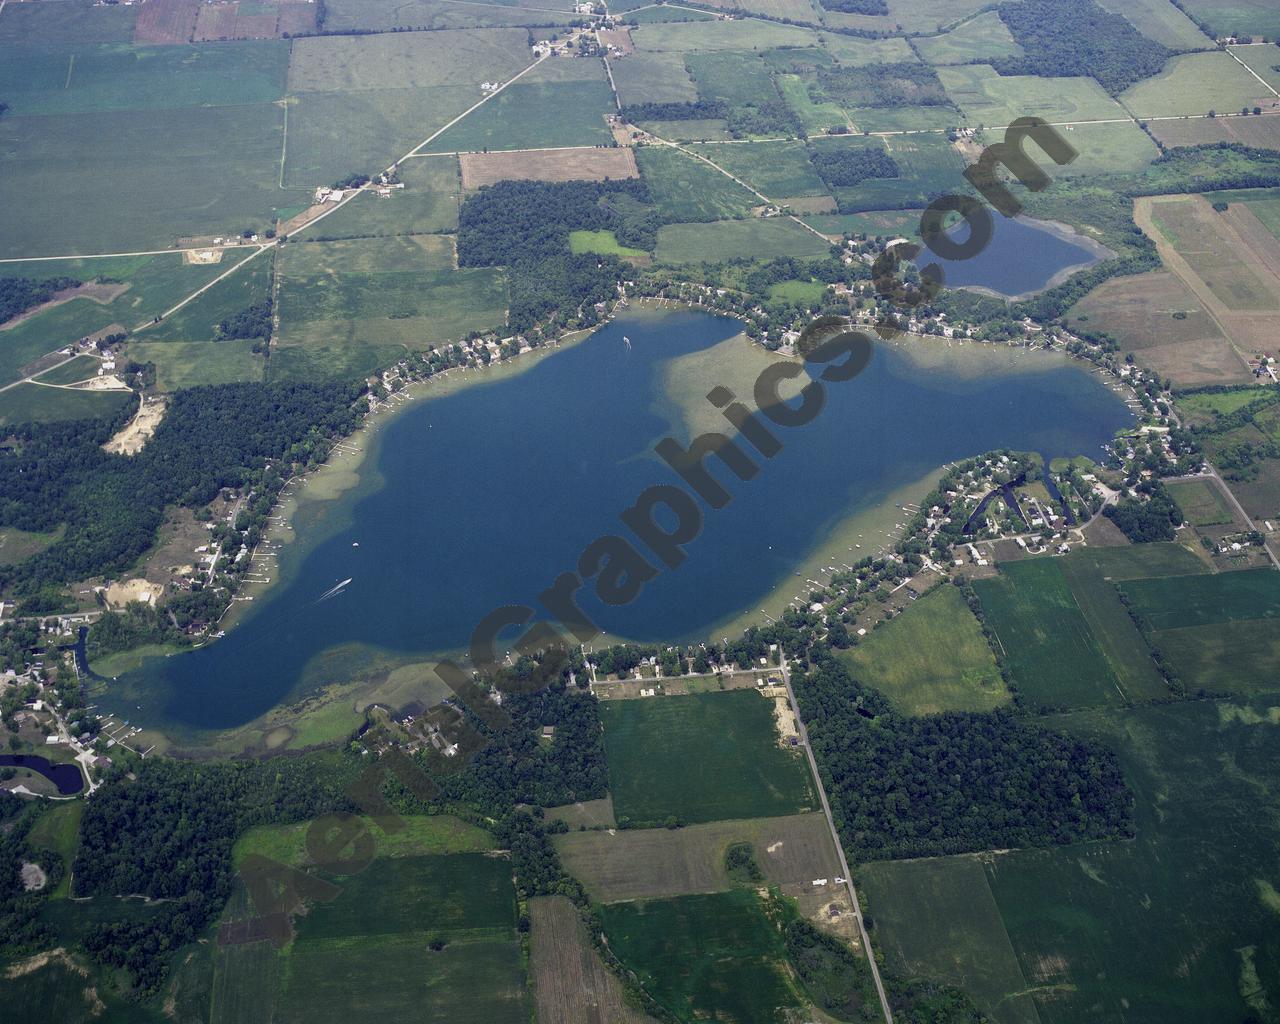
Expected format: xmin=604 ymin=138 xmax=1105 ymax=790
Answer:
xmin=780 ymin=654 xmax=894 ymax=1024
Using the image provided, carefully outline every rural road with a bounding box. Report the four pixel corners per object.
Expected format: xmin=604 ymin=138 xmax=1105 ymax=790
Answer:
xmin=780 ymin=654 xmax=894 ymax=1024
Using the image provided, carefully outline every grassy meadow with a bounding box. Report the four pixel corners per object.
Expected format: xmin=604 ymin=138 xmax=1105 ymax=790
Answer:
xmin=600 ymin=689 xmax=816 ymax=827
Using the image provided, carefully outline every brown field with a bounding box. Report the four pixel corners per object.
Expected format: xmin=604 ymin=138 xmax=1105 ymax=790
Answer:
xmin=599 ymin=26 xmax=635 ymax=55
xmin=1136 ymin=194 xmax=1280 ymax=370
xmin=192 ymin=1 xmax=238 ymax=40
xmin=546 ymin=795 xmax=618 ymax=829
xmin=779 ymin=195 xmax=838 ymax=214
xmin=1067 ymin=269 xmax=1251 ymax=386
xmin=278 ymin=2 xmax=319 ymax=36
xmin=553 ymin=813 xmax=841 ymax=903
xmin=459 ymin=147 xmax=639 ymax=188
xmin=529 ymin=896 xmax=657 ymax=1024
xmin=1150 ymin=114 xmax=1280 ymax=152
xmin=134 ymin=0 xmax=199 ymax=44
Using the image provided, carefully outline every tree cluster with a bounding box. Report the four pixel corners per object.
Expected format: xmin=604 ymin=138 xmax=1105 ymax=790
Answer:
xmin=216 ymin=298 xmax=273 ymax=342
xmin=809 ymin=144 xmax=899 ymax=188
xmin=1104 ymin=481 xmax=1184 ymax=542
xmin=816 ymin=63 xmax=950 ymax=108
xmin=793 ymin=656 xmax=1134 ymax=862
xmin=996 ymin=0 xmax=1171 ymax=95
xmin=619 ymin=100 xmax=728 ymax=122
xmin=0 ymin=275 xmax=80 ymax=325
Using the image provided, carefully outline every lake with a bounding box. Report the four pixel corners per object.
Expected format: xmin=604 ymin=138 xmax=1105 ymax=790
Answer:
xmin=922 ymin=215 xmax=1109 ymax=299
xmin=99 ymin=309 xmax=1132 ymax=737
xmin=0 ymin=754 xmax=84 ymax=795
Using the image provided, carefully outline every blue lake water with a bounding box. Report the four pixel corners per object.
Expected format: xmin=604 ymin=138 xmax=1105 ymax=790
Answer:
xmin=0 ymin=754 xmax=84 ymax=795
xmin=100 ymin=309 xmax=1132 ymax=736
xmin=922 ymin=215 xmax=1106 ymax=298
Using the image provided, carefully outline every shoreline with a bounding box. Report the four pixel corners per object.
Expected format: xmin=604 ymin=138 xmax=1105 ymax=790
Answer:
xmin=950 ymin=216 xmax=1116 ymax=303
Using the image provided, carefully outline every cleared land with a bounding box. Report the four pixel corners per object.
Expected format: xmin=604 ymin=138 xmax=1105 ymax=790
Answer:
xmin=841 ymin=583 xmax=1009 ymax=715
xmin=1177 ymin=0 xmax=1280 ymax=38
xmin=529 ymin=895 xmax=657 ymax=1024
xmin=974 ymin=557 xmax=1132 ymax=710
xmin=636 ymin=145 xmax=759 ymax=221
xmin=554 ymin=812 xmax=840 ymax=901
xmin=911 ymin=12 xmax=1024 ymax=66
xmin=424 ymin=79 xmax=615 ymax=153
xmin=600 ymin=689 xmax=816 ymax=827
xmin=1166 ymin=477 xmax=1236 ymax=526
xmin=612 ymin=50 xmax=699 ymax=105
xmin=1137 ymin=194 xmax=1280 ymax=364
xmin=1095 ymin=0 xmax=1214 ymax=50
xmin=1121 ymin=51 xmax=1271 ymax=118
xmin=863 ymin=697 xmax=1280 ymax=1022
xmin=629 ymin=20 xmax=819 ymax=52
xmin=459 ymin=147 xmax=638 ymax=188
xmin=939 ymin=65 xmax=1127 ymax=126
xmin=859 ymin=855 xmax=1041 ymax=1024
xmin=686 ymin=140 xmax=828 ymax=199
xmin=274 ymin=235 xmax=507 ymax=381
xmin=1066 ymin=269 xmax=1250 ymax=387
xmin=599 ymin=890 xmax=800 ymax=1024
xmin=322 ymin=0 xmax=578 ymax=30
xmin=656 ymin=218 xmax=830 ymax=263
xmin=1150 ymin=112 xmax=1280 ymax=151
xmin=306 ymin=156 xmax=462 ymax=238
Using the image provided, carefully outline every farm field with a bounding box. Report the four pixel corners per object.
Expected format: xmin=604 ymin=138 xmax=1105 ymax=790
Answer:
xmin=0 ymin=0 xmax=136 ymax=45
xmin=0 ymin=38 xmax=288 ymax=117
xmin=1165 ymin=477 xmax=1236 ymax=526
xmin=973 ymin=558 xmax=1125 ymax=710
xmin=599 ymin=689 xmax=816 ymax=827
xmin=31 ymin=356 xmax=105 ymax=386
xmin=141 ymin=254 xmax=274 ymax=345
xmin=858 ymin=856 xmax=1041 ymax=1024
xmin=321 ymin=0 xmax=577 ymax=31
xmin=687 ymin=140 xmax=828 ymax=199
xmin=1209 ymin=186 xmax=1280 ymax=240
xmin=423 ymin=79 xmax=615 ymax=153
xmin=840 ymin=583 xmax=1009 ymax=715
xmin=911 ymin=12 xmax=1024 ymax=66
xmin=1039 ymin=121 xmax=1159 ymax=177
xmin=655 ymin=218 xmax=832 ymax=263
xmin=128 ymin=339 xmax=265 ymax=391
xmin=830 ymin=134 xmax=965 ymax=212
xmin=1177 ymin=0 xmax=1280 ymax=37
xmin=569 ymin=230 xmax=648 ymax=258
xmin=635 ymin=146 xmax=759 ymax=222
xmin=529 ymin=896 xmax=657 ymax=1024
xmin=1149 ymin=111 xmax=1280 ymax=151
xmin=554 ymin=812 xmax=840 ymax=902
xmin=209 ymin=852 xmax=527 ymax=1024
xmin=307 ymin=156 xmax=462 ymax=238
xmin=232 ymin=813 xmax=495 ymax=866
xmin=865 ymin=697 xmax=1280 ymax=1023
xmin=0 ymin=253 xmax=248 ymax=387
xmin=1095 ymin=0 xmax=1214 ymax=50
xmin=0 ymin=381 xmax=134 ymax=427
xmin=939 ymin=65 xmax=1127 ymax=126
xmin=629 ymin=20 xmax=820 ymax=53
xmin=1121 ymin=51 xmax=1270 ymax=118
xmin=0 ymin=103 xmax=286 ymax=258
xmin=636 ymin=117 xmax=734 ymax=141
xmin=599 ymin=890 xmax=800 ymax=1024
xmin=1136 ymin=194 xmax=1280 ymax=363
xmin=1066 ymin=269 xmax=1250 ymax=387
xmin=1229 ymin=43 xmax=1280 ymax=92
xmin=459 ymin=146 xmax=638 ymax=188
xmin=612 ymin=51 xmax=699 ymax=105
xmin=1119 ymin=566 xmax=1280 ymax=630
xmin=273 ymin=235 xmax=507 ymax=381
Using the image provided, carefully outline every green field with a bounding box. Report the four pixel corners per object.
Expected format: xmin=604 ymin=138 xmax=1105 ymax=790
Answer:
xmin=1095 ymin=0 xmax=1216 ymax=50
xmin=0 ymin=40 xmax=288 ymax=117
xmin=0 ymin=252 xmax=260 ymax=387
xmin=599 ymin=890 xmax=800 ymax=1023
xmin=612 ymin=50 xmax=699 ymax=105
xmin=143 ymin=253 xmax=274 ymax=345
xmin=33 ymin=356 xmax=104 ymax=386
xmin=322 ymin=0 xmax=577 ymax=30
xmin=686 ymin=50 xmax=779 ymax=109
xmin=1229 ymin=44 xmax=1280 ymax=93
xmin=0 ymin=103 xmax=287 ymax=257
xmin=600 ymin=689 xmax=816 ymax=827
xmin=829 ymin=134 xmax=965 ymax=212
xmin=859 ymin=856 xmax=1040 ymax=1024
xmin=630 ymin=19 xmax=820 ymax=53
xmin=769 ymin=279 xmax=828 ymax=303
xmin=939 ymin=65 xmax=1127 ymax=126
xmin=210 ymin=853 xmax=526 ymax=1024
xmin=129 ymin=340 xmax=266 ymax=391
xmin=0 ymin=0 xmax=136 ymax=45
xmin=0 ymin=525 xmax=63 ymax=565
xmin=1176 ymin=386 xmax=1273 ymax=421
xmin=973 ymin=558 xmax=1128 ymax=710
xmin=863 ymin=696 xmax=1280 ymax=1023
xmin=1165 ymin=478 xmax=1235 ymax=525
xmin=307 ymin=156 xmax=462 ymax=238
xmin=425 ymin=79 xmax=615 ymax=153
xmin=688 ymin=140 xmax=830 ymax=199
xmin=233 ymin=813 xmax=494 ymax=867
xmin=1177 ymin=0 xmax=1280 ymax=37
xmin=636 ymin=145 xmax=760 ymax=222
xmin=1035 ymin=121 xmax=1160 ymax=177
xmin=0 ymin=383 xmax=134 ymax=427
xmin=274 ymin=235 xmax=507 ymax=380
xmin=568 ymin=229 xmax=648 ymax=258
xmin=1120 ymin=566 xmax=1280 ymax=630
xmin=911 ymin=12 xmax=1025 ymax=66
xmin=27 ymin=802 xmax=84 ymax=900
xmin=1121 ymin=51 xmax=1268 ymax=118
xmin=656 ymin=218 xmax=831 ymax=264
xmin=841 ymin=584 xmax=1010 ymax=716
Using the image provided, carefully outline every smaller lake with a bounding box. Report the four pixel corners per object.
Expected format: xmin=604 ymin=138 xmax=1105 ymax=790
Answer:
xmin=0 ymin=755 xmax=84 ymax=795
xmin=921 ymin=215 xmax=1108 ymax=299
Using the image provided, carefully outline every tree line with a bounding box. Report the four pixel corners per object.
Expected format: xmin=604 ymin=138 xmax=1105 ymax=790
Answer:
xmin=0 ymin=275 xmax=80 ymax=326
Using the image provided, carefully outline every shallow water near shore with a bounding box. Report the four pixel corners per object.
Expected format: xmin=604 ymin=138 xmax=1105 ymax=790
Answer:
xmin=99 ymin=309 xmax=1131 ymax=737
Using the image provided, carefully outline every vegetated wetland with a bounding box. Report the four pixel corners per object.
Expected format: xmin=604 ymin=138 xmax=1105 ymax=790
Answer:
xmin=94 ymin=308 xmax=1132 ymax=746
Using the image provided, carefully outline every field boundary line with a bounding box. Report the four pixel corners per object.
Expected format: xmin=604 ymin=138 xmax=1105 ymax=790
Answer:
xmin=1226 ymin=46 xmax=1280 ymax=100
xmin=780 ymin=654 xmax=894 ymax=1024
xmin=133 ymin=248 xmax=268 ymax=332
